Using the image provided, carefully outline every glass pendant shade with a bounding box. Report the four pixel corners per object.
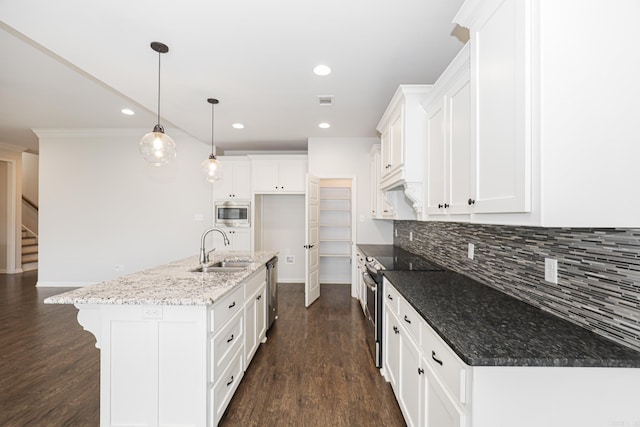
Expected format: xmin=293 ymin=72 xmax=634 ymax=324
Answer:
xmin=140 ymin=41 xmax=175 ymax=166
xmin=139 ymin=124 xmax=176 ymax=166
xmin=203 ymin=98 xmax=222 ymax=183
xmin=201 ymin=154 xmax=222 ymax=183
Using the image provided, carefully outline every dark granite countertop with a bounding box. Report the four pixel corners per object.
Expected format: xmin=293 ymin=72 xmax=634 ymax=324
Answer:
xmin=383 ymin=270 xmax=640 ymax=368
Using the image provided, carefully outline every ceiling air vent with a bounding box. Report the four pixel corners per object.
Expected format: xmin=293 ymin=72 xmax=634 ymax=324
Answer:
xmin=317 ymin=95 xmax=334 ymax=106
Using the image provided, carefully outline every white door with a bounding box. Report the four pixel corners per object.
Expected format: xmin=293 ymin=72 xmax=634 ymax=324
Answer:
xmin=305 ymin=174 xmax=320 ymax=307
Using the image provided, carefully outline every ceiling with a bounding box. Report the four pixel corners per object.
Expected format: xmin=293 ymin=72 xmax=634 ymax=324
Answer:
xmin=0 ymin=0 xmax=467 ymax=154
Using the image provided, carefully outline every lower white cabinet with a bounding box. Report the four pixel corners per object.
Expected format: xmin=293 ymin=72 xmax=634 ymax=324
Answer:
xmin=383 ymin=277 xmax=640 ymax=427
xmin=76 ymin=266 xmax=268 ymax=427
xmin=244 ymin=273 xmax=267 ymax=366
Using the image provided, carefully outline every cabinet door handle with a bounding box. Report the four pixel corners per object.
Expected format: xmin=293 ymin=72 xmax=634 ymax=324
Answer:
xmin=432 ymin=351 xmax=443 ymax=366
xmin=418 ymin=368 xmax=424 ymax=375
xmin=444 ymin=203 xmax=449 ymax=208
xmin=227 ymin=334 xmax=234 ymax=343
xmin=438 ymin=203 xmax=443 ymax=209
xmin=393 ymin=326 xmax=399 ymax=334
xmin=228 ymin=301 xmax=236 ymax=309
xmin=468 ymin=198 xmax=476 ymax=205
xmin=257 ymin=295 xmax=262 ymax=300
xmin=387 ymin=294 xmax=393 ymax=301
xmin=404 ymin=315 xmax=411 ymax=324
xmin=226 ymin=375 xmax=234 ymax=387
xmin=304 ymin=244 xmax=315 ymax=249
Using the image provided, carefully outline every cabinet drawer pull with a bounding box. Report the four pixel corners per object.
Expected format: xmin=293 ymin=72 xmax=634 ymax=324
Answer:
xmin=403 ymin=315 xmax=411 ymax=324
xmin=227 ymin=334 xmax=234 ymax=343
xmin=432 ymin=351 xmax=443 ymax=366
xmin=226 ymin=375 xmax=234 ymax=387
xmin=393 ymin=326 xmax=399 ymax=334
xmin=468 ymin=198 xmax=476 ymax=205
xmin=418 ymin=368 xmax=424 ymax=375
xmin=228 ymin=301 xmax=236 ymax=309
xmin=387 ymin=294 xmax=393 ymax=301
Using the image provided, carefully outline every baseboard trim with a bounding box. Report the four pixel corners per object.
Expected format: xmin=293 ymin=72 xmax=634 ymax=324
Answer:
xmin=36 ymin=281 xmax=97 ymax=288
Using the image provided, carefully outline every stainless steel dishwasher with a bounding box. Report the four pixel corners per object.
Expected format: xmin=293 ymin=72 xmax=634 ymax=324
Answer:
xmin=266 ymin=256 xmax=278 ymax=330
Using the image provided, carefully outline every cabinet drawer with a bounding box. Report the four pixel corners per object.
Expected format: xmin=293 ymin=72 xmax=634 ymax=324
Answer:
xmin=383 ymin=278 xmax=400 ymax=314
xmin=211 ymin=347 xmax=244 ymax=426
xmin=422 ymin=323 xmax=468 ymax=405
xmin=398 ymin=297 xmax=422 ymax=344
xmin=211 ymin=310 xmax=244 ymax=382
xmin=212 ymin=285 xmax=243 ymax=330
xmin=245 ymin=268 xmax=266 ymax=298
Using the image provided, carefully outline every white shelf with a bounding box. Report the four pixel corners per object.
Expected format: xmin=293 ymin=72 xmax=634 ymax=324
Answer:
xmin=319 ymin=179 xmax=352 ymax=284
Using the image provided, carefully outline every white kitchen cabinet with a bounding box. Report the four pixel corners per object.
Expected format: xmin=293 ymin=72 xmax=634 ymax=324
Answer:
xmin=355 ymin=248 xmax=366 ymax=312
xmin=376 ymin=85 xmax=431 ymax=218
xmin=423 ymin=365 xmax=465 ymax=427
xmin=425 ymin=44 xmax=472 ymax=218
xmin=452 ymin=0 xmax=640 ymax=226
xmin=244 ymin=269 xmax=267 ymax=366
xmin=456 ymin=0 xmax=532 ymax=215
xmin=384 ymin=300 xmax=401 ymax=395
xmin=212 ymin=156 xmax=251 ymax=201
xmin=209 ymin=227 xmax=251 ymax=252
xmin=398 ymin=324 xmax=422 ymax=427
xmin=370 ymin=144 xmax=396 ymax=219
xmin=249 ymin=155 xmax=308 ymax=193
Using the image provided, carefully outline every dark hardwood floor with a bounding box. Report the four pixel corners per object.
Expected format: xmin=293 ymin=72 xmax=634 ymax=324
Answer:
xmin=220 ymin=283 xmax=405 ymax=427
xmin=1 ymin=273 xmax=404 ymax=426
xmin=0 ymin=270 xmax=100 ymax=426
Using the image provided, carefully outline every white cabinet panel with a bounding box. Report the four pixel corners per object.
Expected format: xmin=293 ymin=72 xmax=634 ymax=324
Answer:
xmin=212 ymin=156 xmax=251 ymax=200
xmin=250 ymin=156 xmax=308 ymax=194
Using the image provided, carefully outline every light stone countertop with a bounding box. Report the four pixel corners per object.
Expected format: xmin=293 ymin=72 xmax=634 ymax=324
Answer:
xmin=44 ymin=250 xmax=278 ymax=306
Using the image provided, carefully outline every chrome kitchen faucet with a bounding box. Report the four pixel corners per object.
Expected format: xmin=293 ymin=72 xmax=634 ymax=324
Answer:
xmin=199 ymin=228 xmax=230 ymax=264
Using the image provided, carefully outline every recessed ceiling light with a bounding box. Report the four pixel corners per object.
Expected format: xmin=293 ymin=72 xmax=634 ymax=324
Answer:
xmin=232 ymin=123 xmax=245 ymax=129
xmin=121 ymin=108 xmax=135 ymax=116
xmin=318 ymin=122 xmax=331 ymax=129
xmin=313 ymin=65 xmax=332 ymax=76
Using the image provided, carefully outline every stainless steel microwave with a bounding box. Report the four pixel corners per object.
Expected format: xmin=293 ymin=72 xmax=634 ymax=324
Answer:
xmin=215 ymin=201 xmax=250 ymax=227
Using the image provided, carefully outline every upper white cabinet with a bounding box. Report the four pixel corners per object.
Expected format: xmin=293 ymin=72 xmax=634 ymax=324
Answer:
xmin=376 ymin=85 xmax=431 ymax=218
xmin=250 ymin=155 xmax=308 ymax=194
xmin=370 ymin=144 xmax=396 ymax=219
xmin=454 ymin=0 xmax=640 ymax=226
xmin=425 ymin=44 xmax=472 ymax=218
xmin=212 ymin=156 xmax=251 ymax=201
xmin=457 ymin=0 xmax=532 ymax=215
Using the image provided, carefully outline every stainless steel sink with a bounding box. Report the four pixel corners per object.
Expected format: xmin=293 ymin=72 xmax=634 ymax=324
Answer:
xmin=189 ymin=260 xmax=253 ymax=273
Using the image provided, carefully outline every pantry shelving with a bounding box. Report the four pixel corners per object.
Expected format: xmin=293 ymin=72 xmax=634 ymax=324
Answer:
xmin=319 ymin=179 xmax=353 ymax=283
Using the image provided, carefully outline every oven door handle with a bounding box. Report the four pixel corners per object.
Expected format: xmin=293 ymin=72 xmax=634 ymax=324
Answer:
xmin=362 ymin=272 xmax=377 ymax=291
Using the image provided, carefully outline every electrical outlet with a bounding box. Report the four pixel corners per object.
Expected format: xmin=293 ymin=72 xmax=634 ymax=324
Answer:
xmin=285 ymin=255 xmax=295 ymax=264
xmin=545 ymin=258 xmax=558 ymax=284
xmin=142 ymin=307 xmax=162 ymax=319
xmin=468 ymin=243 xmax=474 ymax=260
xmin=409 ymin=231 xmax=413 ymax=241
xmin=114 ymin=264 xmax=125 ymax=272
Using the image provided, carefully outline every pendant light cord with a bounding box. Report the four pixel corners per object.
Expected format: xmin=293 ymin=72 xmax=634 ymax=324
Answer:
xmin=157 ymin=51 xmax=161 ymax=126
xmin=211 ymin=103 xmax=215 ymax=157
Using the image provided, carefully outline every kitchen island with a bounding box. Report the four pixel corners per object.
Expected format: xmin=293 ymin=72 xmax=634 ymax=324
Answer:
xmin=46 ymin=250 xmax=277 ymax=427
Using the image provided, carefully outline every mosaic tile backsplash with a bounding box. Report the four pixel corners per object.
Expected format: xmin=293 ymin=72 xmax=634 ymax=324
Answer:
xmin=394 ymin=221 xmax=640 ymax=352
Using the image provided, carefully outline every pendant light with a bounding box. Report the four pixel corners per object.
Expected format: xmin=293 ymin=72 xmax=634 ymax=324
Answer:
xmin=202 ymin=98 xmax=222 ymax=183
xmin=139 ymin=41 xmax=176 ymax=166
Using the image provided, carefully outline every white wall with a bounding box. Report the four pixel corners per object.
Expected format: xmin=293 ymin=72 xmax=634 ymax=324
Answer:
xmin=258 ymin=194 xmax=305 ymax=283
xmin=308 ymin=137 xmax=393 ymax=245
xmin=22 ymin=152 xmax=38 ymax=203
xmin=0 ymin=162 xmax=7 ymax=270
xmin=36 ymin=129 xmax=213 ymax=286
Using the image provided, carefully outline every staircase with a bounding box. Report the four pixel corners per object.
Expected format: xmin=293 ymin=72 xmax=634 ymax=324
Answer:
xmin=22 ymin=226 xmax=38 ymax=271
